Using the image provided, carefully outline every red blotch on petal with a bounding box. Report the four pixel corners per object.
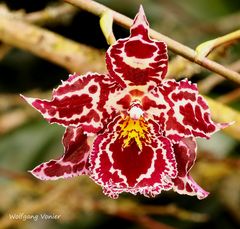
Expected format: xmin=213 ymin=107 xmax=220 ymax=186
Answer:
xmin=44 ymin=164 xmax=71 ymax=177
xmin=125 ymin=40 xmax=157 ymax=58
xmin=88 ymin=85 xmax=98 ymax=94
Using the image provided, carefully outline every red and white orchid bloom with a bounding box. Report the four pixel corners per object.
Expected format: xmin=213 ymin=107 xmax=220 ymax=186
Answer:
xmin=22 ymin=6 xmax=228 ymax=199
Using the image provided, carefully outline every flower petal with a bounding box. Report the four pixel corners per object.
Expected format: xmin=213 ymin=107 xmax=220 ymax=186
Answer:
xmin=172 ymin=138 xmax=209 ymax=199
xmin=106 ymin=6 xmax=168 ymax=87
xmin=89 ymin=115 xmax=177 ymax=198
xmin=30 ymin=127 xmax=93 ymax=180
xmin=22 ymin=73 xmax=121 ymax=133
xmin=148 ymin=79 xmax=227 ymax=143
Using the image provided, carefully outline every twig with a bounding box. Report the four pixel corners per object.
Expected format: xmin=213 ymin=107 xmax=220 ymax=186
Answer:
xmin=64 ymin=0 xmax=240 ymax=84
xmin=167 ymin=44 xmax=229 ymax=79
xmin=198 ymin=75 xmax=225 ymax=94
xmin=0 ymin=109 xmax=37 ymax=135
xmin=96 ymin=200 xmax=177 ymax=229
xmin=199 ymin=152 xmax=240 ymax=168
xmin=143 ymin=204 xmax=208 ymax=222
xmin=198 ymin=59 xmax=240 ymax=94
xmin=97 ymin=199 xmax=207 ymax=223
xmin=0 ymin=91 xmax=52 ymax=112
xmin=167 ymin=56 xmax=201 ymax=79
xmin=0 ymin=91 xmax=52 ymax=135
xmin=0 ymin=167 xmax=33 ymax=181
xmin=0 ymin=93 xmax=26 ymax=111
xmin=0 ymin=3 xmax=78 ymax=60
xmin=0 ymin=13 xmax=106 ymax=73
xmin=217 ymin=88 xmax=240 ymax=104
xmin=136 ymin=215 xmax=176 ymax=229
xmin=0 ymin=3 xmax=77 ymax=26
xmin=25 ymin=3 xmax=78 ymax=25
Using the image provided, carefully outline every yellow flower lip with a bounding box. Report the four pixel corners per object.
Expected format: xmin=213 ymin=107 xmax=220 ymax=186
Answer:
xmin=118 ymin=115 xmax=150 ymax=151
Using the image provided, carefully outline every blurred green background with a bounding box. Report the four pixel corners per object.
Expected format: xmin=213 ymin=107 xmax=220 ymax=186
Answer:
xmin=0 ymin=0 xmax=239 ymax=229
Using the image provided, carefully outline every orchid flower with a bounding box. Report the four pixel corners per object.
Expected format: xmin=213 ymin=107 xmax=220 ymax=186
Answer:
xmin=22 ymin=6 xmax=228 ymax=199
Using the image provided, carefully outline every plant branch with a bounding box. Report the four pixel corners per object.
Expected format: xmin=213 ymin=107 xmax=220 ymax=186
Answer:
xmin=0 ymin=109 xmax=37 ymax=135
xmin=0 ymin=3 xmax=78 ymax=60
xmin=64 ymin=0 xmax=240 ymax=84
xmin=0 ymin=167 xmax=33 ymax=181
xmin=198 ymin=59 xmax=240 ymax=94
xmin=0 ymin=3 xmax=77 ymax=25
xmin=217 ymin=88 xmax=240 ymax=104
xmin=0 ymin=91 xmax=51 ymax=135
xmin=0 ymin=12 xmax=106 ymax=73
xmin=24 ymin=3 xmax=78 ymax=25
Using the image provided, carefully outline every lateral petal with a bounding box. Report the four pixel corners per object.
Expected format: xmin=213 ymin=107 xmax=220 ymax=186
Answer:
xmin=89 ymin=115 xmax=177 ymax=198
xmin=22 ymin=73 xmax=121 ymax=133
xmin=172 ymin=138 xmax=209 ymax=199
xmin=106 ymin=6 xmax=168 ymax=87
xmin=148 ymin=79 xmax=228 ymax=143
xmin=30 ymin=127 xmax=93 ymax=180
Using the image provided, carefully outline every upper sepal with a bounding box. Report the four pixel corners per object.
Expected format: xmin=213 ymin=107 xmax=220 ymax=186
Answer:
xmin=106 ymin=6 xmax=168 ymax=87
